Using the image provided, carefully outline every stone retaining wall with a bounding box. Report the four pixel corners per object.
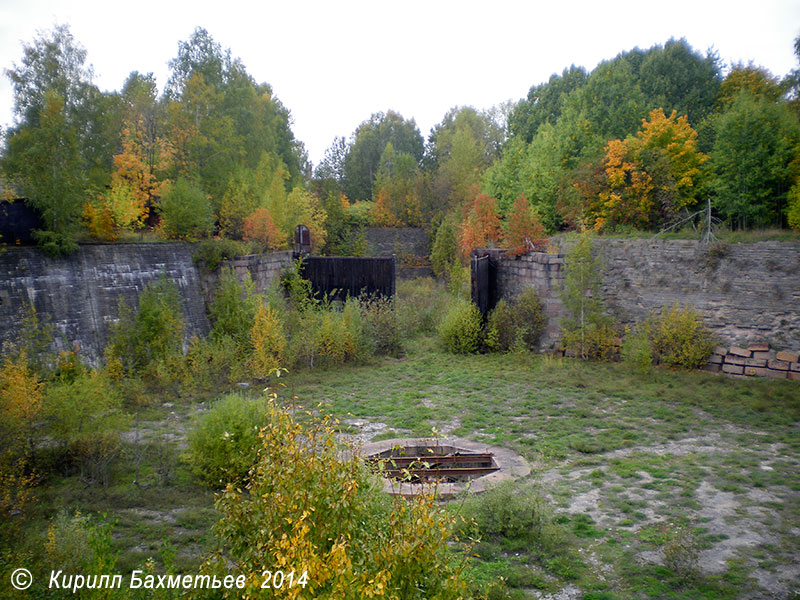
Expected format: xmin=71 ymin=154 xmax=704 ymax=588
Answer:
xmin=364 ymin=228 xmax=428 ymax=258
xmin=495 ymin=239 xmax=800 ymax=355
xmin=0 ymin=243 xmax=211 ymax=364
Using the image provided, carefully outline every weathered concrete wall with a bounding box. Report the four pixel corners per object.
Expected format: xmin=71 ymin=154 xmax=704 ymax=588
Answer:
xmin=0 ymin=243 xmax=212 ymax=364
xmin=364 ymin=228 xmax=428 ymax=258
xmin=496 ymin=239 xmax=800 ymax=352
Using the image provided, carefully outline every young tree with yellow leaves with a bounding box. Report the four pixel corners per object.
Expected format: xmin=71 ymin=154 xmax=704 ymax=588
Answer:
xmin=248 ymin=303 xmax=286 ymax=379
xmin=0 ymin=350 xmax=43 ymax=457
xmin=207 ymin=396 xmax=473 ymax=599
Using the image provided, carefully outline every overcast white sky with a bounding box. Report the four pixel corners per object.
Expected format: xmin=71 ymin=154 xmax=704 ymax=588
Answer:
xmin=1 ymin=0 xmax=798 ymax=166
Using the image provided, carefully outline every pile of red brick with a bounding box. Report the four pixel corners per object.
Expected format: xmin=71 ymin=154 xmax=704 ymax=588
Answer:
xmin=706 ymin=343 xmax=800 ymax=381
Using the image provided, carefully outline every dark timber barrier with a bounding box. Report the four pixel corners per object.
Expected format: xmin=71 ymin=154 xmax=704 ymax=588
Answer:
xmin=470 ymin=249 xmax=502 ymax=316
xmin=300 ymin=256 xmax=395 ymax=301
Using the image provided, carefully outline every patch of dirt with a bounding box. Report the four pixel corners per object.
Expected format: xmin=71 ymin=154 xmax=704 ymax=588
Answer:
xmin=118 ymin=507 xmax=182 ymax=525
xmin=537 ymin=431 xmax=800 ymax=597
xmin=695 ymin=481 xmax=768 ymax=575
xmin=529 ymin=584 xmax=583 ymax=600
xmin=339 ymin=418 xmax=414 ymax=446
xmin=603 ymin=433 xmax=727 ymax=459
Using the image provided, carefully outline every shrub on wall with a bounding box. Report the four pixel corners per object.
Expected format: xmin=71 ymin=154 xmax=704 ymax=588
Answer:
xmin=486 ymin=299 xmax=516 ymax=352
xmin=192 ymin=238 xmax=255 ymax=272
xmin=621 ymin=304 xmax=714 ymax=371
xmin=486 ymin=289 xmax=546 ymax=353
xmin=105 ymin=275 xmax=185 ymax=375
xmin=513 ymin=288 xmax=546 ymax=350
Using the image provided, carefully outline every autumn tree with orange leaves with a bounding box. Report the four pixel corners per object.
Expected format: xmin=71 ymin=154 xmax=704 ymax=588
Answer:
xmin=243 ymin=207 xmax=285 ymax=250
xmin=504 ymin=195 xmax=546 ymax=257
xmin=459 ymin=192 xmax=502 ymax=255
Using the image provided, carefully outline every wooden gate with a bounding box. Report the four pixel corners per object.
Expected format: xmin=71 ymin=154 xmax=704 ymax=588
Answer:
xmin=301 ymin=256 xmax=395 ymax=301
xmin=470 ymin=251 xmax=500 ymax=316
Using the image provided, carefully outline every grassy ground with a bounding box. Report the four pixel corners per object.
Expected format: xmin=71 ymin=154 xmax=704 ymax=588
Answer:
xmin=288 ymin=340 xmax=800 ymax=599
xmin=18 ymin=335 xmax=800 ymax=599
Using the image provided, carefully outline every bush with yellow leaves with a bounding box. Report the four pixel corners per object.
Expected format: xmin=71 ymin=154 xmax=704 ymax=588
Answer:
xmin=248 ymin=303 xmax=287 ymax=379
xmin=202 ymin=393 xmax=474 ymax=599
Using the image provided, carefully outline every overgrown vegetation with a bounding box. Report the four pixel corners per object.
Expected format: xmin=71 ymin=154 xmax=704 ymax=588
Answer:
xmin=185 ymin=393 xmax=268 ymax=486
xmin=207 ymin=395 xmax=473 ymax=599
xmin=624 ymin=304 xmax=716 ymax=370
xmin=0 ymin=274 xmax=797 ymax=598
xmin=3 ymin=27 xmax=800 ymax=259
xmin=485 ymin=288 xmax=546 ymax=352
xmin=560 ymin=232 xmax=620 ymax=360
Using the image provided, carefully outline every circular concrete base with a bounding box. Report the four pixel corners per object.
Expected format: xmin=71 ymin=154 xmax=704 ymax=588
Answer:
xmin=358 ymin=437 xmax=530 ymax=498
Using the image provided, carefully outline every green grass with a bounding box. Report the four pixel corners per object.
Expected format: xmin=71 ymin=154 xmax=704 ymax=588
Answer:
xmin=8 ymin=331 xmax=800 ymax=599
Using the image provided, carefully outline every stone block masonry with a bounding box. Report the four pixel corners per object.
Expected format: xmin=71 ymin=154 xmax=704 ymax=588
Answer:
xmin=706 ymin=343 xmax=800 ymax=381
xmin=198 ymin=251 xmax=294 ymax=307
xmin=495 ymin=239 xmax=800 ymax=356
xmin=496 ymin=251 xmax=566 ymax=350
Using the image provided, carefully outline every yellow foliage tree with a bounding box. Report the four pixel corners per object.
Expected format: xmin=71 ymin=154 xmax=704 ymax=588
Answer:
xmin=595 ymin=138 xmax=654 ymax=231
xmin=248 ymin=303 xmax=286 ymax=378
xmin=82 ymin=201 xmax=118 ymax=241
xmin=208 ymin=396 xmax=472 ymax=599
xmin=594 ymin=109 xmax=707 ymax=231
xmin=0 ymin=350 xmax=44 ymax=453
xmin=370 ymin=189 xmax=399 ymax=227
xmin=108 ymin=118 xmax=173 ymax=232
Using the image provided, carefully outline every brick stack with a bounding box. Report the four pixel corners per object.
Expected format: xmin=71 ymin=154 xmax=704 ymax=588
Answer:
xmin=706 ymin=342 xmax=800 ymax=381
